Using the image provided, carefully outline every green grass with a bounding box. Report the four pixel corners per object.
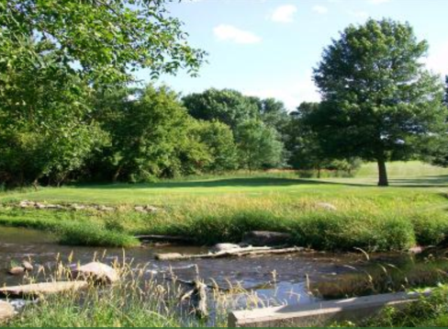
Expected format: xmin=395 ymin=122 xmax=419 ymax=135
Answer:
xmin=1 ymin=161 xmax=448 ymax=250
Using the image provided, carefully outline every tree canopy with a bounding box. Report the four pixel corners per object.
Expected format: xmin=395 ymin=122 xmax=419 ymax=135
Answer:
xmin=309 ymin=18 xmax=448 ymax=186
xmin=0 ymin=0 xmax=206 ymax=187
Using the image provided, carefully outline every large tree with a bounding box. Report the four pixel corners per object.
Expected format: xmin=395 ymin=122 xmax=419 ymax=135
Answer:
xmin=310 ymin=19 xmax=448 ymax=186
xmin=0 ymin=0 xmax=205 ymax=187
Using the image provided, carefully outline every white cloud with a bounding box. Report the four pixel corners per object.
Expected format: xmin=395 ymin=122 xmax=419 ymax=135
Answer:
xmin=213 ymin=25 xmax=261 ymax=44
xmin=271 ymin=5 xmax=297 ymax=23
xmin=426 ymin=41 xmax=448 ymax=77
xmin=313 ymin=5 xmax=329 ymax=14
xmin=368 ymin=0 xmax=391 ymax=4
xmin=243 ymin=73 xmax=321 ymax=111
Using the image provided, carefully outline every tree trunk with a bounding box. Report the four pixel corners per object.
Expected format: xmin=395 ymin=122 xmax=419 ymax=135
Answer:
xmin=377 ymin=159 xmax=389 ymax=187
xmin=112 ymin=165 xmax=123 ymax=183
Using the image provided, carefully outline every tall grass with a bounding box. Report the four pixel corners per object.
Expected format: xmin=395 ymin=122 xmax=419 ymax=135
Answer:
xmin=0 ymin=187 xmax=447 ymax=250
xmin=1 ymin=161 xmax=448 ymax=250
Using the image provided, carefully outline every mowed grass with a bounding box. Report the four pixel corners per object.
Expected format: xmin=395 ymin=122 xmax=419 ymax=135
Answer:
xmin=1 ymin=161 xmax=448 ymax=250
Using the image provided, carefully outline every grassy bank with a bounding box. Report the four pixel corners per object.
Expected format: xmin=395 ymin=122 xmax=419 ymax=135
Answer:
xmin=0 ymin=161 xmax=448 ymax=250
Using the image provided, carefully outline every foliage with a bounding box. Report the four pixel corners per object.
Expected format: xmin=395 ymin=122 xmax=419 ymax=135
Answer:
xmin=0 ymin=36 xmax=106 ymax=187
xmin=0 ymin=0 xmax=206 ymax=84
xmin=182 ymin=88 xmax=259 ymax=130
xmin=286 ymin=103 xmax=360 ymax=176
xmin=235 ymin=119 xmax=285 ymax=170
xmin=190 ymin=120 xmax=239 ymax=172
xmin=0 ymin=0 xmax=206 ymax=187
xmin=89 ymin=85 xmax=211 ymax=182
xmin=248 ymin=96 xmax=291 ymax=134
xmin=309 ymin=19 xmax=448 ymax=186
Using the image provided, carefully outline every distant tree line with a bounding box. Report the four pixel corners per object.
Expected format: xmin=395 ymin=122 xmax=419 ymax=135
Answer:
xmin=1 ymin=1 xmax=447 ymax=187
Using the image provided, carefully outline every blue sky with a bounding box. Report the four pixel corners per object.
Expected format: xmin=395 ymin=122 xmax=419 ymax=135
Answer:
xmin=136 ymin=0 xmax=448 ymax=110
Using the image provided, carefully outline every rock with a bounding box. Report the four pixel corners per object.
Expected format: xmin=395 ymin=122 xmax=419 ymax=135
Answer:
xmin=134 ymin=206 xmax=146 ymax=213
xmin=0 ymin=281 xmax=88 ymax=298
xmin=155 ymin=253 xmax=183 ymax=261
xmin=97 ymin=205 xmax=115 ymax=212
xmin=211 ymin=243 xmax=241 ymax=253
xmin=72 ymin=262 xmax=119 ymax=284
xmin=134 ymin=205 xmax=158 ymax=213
xmin=45 ymin=204 xmax=65 ymax=210
xmin=70 ymin=204 xmax=86 ymax=211
xmin=22 ymin=261 xmax=33 ymax=272
xmin=145 ymin=205 xmax=158 ymax=213
xmin=409 ymin=246 xmax=424 ymax=254
xmin=8 ymin=266 xmax=25 ymax=276
xmin=34 ymin=202 xmax=46 ymax=209
xmin=0 ymin=301 xmax=14 ymax=323
xmin=316 ymin=202 xmax=337 ymax=211
xmin=19 ymin=200 xmax=35 ymax=208
xmin=242 ymin=231 xmax=292 ymax=247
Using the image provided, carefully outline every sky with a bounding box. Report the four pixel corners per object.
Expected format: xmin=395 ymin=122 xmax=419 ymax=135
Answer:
xmin=136 ymin=0 xmax=448 ymax=111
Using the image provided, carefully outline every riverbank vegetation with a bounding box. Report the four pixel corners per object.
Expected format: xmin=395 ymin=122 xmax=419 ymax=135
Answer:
xmin=1 ymin=162 xmax=447 ymax=251
xmin=5 ymin=257 xmax=448 ymax=328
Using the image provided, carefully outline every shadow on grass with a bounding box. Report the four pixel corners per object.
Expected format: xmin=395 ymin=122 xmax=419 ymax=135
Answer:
xmin=389 ymin=175 xmax=448 ymax=187
xmin=74 ymin=177 xmax=333 ymax=189
xmin=71 ymin=175 xmax=448 ymax=190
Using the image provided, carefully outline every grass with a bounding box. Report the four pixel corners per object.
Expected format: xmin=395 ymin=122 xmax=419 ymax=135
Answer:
xmin=329 ymin=285 xmax=448 ymax=327
xmin=5 ymin=252 xmax=448 ymax=328
xmin=0 ymin=161 xmax=448 ymax=250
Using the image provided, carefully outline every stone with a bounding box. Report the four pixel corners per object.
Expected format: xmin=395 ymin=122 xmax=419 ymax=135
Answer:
xmin=0 ymin=301 xmax=14 ymax=323
xmin=135 ymin=205 xmax=158 ymax=213
xmin=97 ymin=205 xmax=115 ymax=212
xmin=8 ymin=266 xmax=25 ymax=276
xmin=72 ymin=262 xmax=119 ymax=284
xmin=211 ymin=243 xmax=241 ymax=253
xmin=155 ymin=253 xmax=183 ymax=261
xmin=316 ymin=202 xmax=337 ymax=211
xmin=35 ymin=203 xmax=46 ymax=209
xmin=242 ymin=231 xmax=292 ymax=247
xmin=19 ymin=200 xmax=35 ymax=208
xmin=145 ymin=205 xmax=158 ymax=213
xmin=45 ymin=204 xmax=65 ymax=210
xmin=22 ymin=261 xmax=33 ymax=272
xmin=134 ymin=206 xmax=146 ymax=213
xmin=409 ymin=246 xmax=424 ymax=254
xmin=0 ymin=281 xmax=88 ymax=298
xmin=70 ymin=204 xmax=86 ymax=211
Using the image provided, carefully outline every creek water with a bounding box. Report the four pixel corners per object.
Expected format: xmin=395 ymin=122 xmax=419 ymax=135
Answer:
xmin=0 ymin=227 xmax=419 ymax=316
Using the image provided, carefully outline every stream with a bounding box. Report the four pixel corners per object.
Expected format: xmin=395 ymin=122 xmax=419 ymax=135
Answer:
xmin=0 ymin=227 xmax=425 ymax=319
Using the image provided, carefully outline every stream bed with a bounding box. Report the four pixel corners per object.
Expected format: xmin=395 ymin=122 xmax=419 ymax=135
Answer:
xmin=0 ymin=226 xmax=427 ymax=319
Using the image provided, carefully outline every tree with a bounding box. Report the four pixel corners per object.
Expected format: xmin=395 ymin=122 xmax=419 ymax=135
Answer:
xmin=248 ymin=97 xmax=290 ymax=134
xmin=182 ymin=89 xmax=259 ymax=130
xmin=91 ymin=85 xmax=210 ymax=182
xmin=191 ymin=120 xmax=238 ymax=172
xmin=0 ymin=0 xmax=205 ymax=187
xmin=445 ymin=76 xmax=448 ymax=105
xmin=286 ymin=103 xmax=360 ymax=177
xmin=310 ymin=19 xmax=448 ymax=186
xmin=1 ymin=0 xmax=206 ymax=84
xmin=0 ymin=40 xmax=106 ymax=187
xmin=235 ymin=120 xmax=285 ymax=171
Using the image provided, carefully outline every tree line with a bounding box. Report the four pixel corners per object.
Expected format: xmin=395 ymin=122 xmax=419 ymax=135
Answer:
xmin=1 ymin=1 xmax=447 ymax=188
